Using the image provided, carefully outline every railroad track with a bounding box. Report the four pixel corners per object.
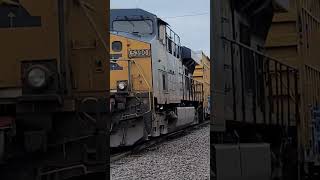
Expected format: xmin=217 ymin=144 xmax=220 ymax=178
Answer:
xmin=110 ymin=120 xmax=210 ymax=163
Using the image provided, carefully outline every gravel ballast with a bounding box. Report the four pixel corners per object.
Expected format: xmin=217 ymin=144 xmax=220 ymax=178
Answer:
xmin=111 ymin=125 xmax=210 ymax=180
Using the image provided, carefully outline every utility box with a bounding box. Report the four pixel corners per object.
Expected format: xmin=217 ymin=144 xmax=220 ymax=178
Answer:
xmin=213 ymin=144 xmax=242 ymax=180
xmin=213 ymin=143 xmax=271 ymax=180
xmin=240 ymin=144 xmax=271 ymax=180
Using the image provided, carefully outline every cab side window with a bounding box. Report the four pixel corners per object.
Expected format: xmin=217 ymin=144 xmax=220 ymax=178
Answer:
xmin=174 ymin=35 xmax=180 ymax=58
xmin=166 ymin=26 xmax=172 ymax=54
xmin=168 ymin=37 xmax=173 ymax=54
xmin=158 ymin=24 xmax=166 ymax=45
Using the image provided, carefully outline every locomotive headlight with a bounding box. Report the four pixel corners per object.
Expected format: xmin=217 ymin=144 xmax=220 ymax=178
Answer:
xmin=27 ymin=67 xmax=47 ymax=88
xmin=117 ymin=81 xmax=127 ymax=90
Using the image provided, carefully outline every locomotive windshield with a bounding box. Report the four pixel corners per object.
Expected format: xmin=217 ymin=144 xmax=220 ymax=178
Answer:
xmin=112 ymin=20 xmax=153 ymax=35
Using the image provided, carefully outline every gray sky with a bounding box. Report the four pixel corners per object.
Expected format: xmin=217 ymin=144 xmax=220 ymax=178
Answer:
xmin=110 ymin=0 xmax=210 ymax=56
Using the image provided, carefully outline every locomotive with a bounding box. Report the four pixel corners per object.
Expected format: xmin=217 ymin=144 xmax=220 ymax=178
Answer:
xmin=110 ymin=9 xmax=205 ymax=147
xmin=193 ymin=52 xmax=211 ymax=119
xmin=211 ymin=0 xmax=320 ymax=179
xmin=0 ymin=1 xmax=109 ymax=179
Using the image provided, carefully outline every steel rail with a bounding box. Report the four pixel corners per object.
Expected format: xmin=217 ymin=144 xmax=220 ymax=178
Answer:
xmin=110 ymin=120 xmax=210 ymax=163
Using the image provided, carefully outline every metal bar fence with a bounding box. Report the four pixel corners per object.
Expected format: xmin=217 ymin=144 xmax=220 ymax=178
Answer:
xmin=222 ymin=37 xmax=299 ymax=127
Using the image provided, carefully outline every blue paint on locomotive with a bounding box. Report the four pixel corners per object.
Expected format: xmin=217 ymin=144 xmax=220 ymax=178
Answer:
xmin=110 ymin=62 xmax=123 ymax=71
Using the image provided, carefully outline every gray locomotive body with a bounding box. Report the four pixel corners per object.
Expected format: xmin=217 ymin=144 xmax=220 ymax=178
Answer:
xmin=110 ymin=9 xmax=204 ymax=148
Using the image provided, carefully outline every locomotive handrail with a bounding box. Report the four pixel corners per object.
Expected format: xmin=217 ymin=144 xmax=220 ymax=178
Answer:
xmin=219 ymin=35 xmax=300 ymax=127
xmin=221 ymin=36 xmax=297 ymax=70
xmin=79 ymin=0 xmax=108 ymax=51
xmin=131 ymin=59 xmax=153 ymax=113
xmin=39 ymin=164 xmax=88 ymax=176
xmin=113 ymin=59 xmax=153 ymax=113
